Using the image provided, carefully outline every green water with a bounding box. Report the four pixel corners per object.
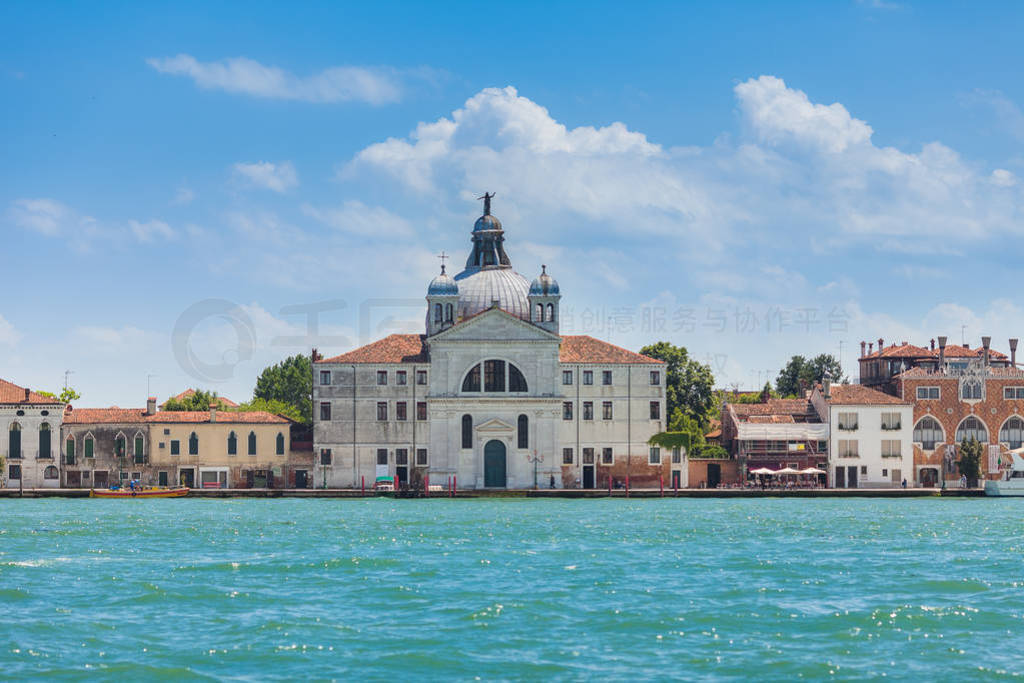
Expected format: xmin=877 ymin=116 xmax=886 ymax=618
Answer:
xmin=0 ymin=498 xmax=1021 ymax=680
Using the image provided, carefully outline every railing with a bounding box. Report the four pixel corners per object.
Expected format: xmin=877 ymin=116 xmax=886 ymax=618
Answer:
xmin=881 ymin=424 xmax=902 ymax=431
xmin=837 ymin=424 xmax=859 ymax=431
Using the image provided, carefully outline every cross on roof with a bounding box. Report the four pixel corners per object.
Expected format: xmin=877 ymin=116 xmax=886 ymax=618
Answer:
xmin=437 ymin=250 xmax=448 ymax=273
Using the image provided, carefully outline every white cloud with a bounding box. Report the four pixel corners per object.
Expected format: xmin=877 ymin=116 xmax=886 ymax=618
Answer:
xmin=128 ymin=219 xmax=175 ymax=243
xmin=301 ymin=200 xmax=412 ymax=236
xmin=991 ymin=169 xmax=1017 ymax=187
xmin=173 ymin=187 xmax=196 ymax=204
xmin=9 ymin=198 xmax=71 ymax=235
xmin=147 ymin=55 xmax=403 ymax=105
xmin=233 ymin=161 xmax=298 ymax=193
xmin=0 ymin=314 xmax=20 ymax=346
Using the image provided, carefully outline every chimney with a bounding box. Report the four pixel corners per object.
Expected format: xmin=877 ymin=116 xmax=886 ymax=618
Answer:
xmin=930 ymin=338 xmax=935 ymax=351
xmin=963 ymin=342 xmax=969 ymax=349
xmin=24 ymin=387 xmax=30 ymax=402
xmin=860 ymin=341 xmax=866 ymax=358
xmin=823 ymin=376 xmax=832 ymax=400
xmin=868 ymin=342 xmax=874 ymax=354
xmin=1011 ymin=338 xmax=1019 ymax=368
xmin=938 ymin=336 xmax=947 ymax=370
xmin=982 ymin=336 xmax=991 ymax=366
xmin=878 ymin=337 xmax=884 ymax=351
xmin=146 ymin=396 xmax=157 ymax=416
xmin=210 ymin=407 xmax=217 ymax=423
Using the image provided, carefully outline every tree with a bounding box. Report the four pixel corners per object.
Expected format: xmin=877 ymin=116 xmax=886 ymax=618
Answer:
xmin=775 ymin=354 xmax=845 ymax=397
xmin=639 ymin=342 xmax=715 ymax=430
xmin=163 ymin=389 xmax=225 ymax=411
xmin=957 ymin=437 xmax=983 ymax=487
xmin=237 ymin=397 xmax=304 ymax=424
xmin=253 ymin=354 xmax=312 ymax=424
xmin=37 ymin=387 xmax=82 ymax=404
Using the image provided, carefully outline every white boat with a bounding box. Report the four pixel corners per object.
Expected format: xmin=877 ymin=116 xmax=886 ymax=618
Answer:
xmin=985 ymin=452 xmax=1024 ymax=496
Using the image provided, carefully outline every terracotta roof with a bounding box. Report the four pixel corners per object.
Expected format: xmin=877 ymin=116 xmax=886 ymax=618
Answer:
xmin=63 ymin=407 xmax=150 ymax=424
xmin=827 ymin=384 xmax=909 ymax=405
xmin=973 ymin=347 xmax=1008 ymax=360
xmin=144 ymin=410 xmax=288 ymax=424
xmin=864 ymin=343 xmax=934 ymax=359
xmin=748 ymin=414 xmax=796 ymax=424
xmin=0 ymin=378 xmax=63 ymax=405
xmin=940 ymin=345 xmax=975 ymax=358
xmin=731 ymin=399 xmax=813 ymax=417
xmin=559 ymin=336 xmax=664 ymax=364
xmin=318 ymin=334 xmax=429 ymax=364
xmin=160 ymin=389 xmax=239 ymax=408
xmin=704 ymin=428 xmax=722 ymax=439
xmin=897 ymin=366 xmax=1024 ymax=379
xmin=316 ymin=333 xmax=663 ymax=365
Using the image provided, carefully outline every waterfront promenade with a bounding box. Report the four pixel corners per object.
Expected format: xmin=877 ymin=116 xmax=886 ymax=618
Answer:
xmin=0 ymin=487 xmax=984 ymax=498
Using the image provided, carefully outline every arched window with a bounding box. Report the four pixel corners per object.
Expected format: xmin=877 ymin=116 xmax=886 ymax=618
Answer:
xmin=65 ymin=436 xmax=75 ymax=464
xmin=509 ymin=364 xmax=528 ymax=392
xmin=8 ymin=422 xmax=21 ymax=460
xmin=535 ymin=303 xmax=543 ymax=322
xmin=913 ymin=416 xmax=944 ymax=450
xmin=39 ymin=422 xmax=51 ymax=459
xmin=227 ymin=431 xmax=237 ymax=455
xmin=189 ymin=432 xmax=199 ymax=455
xmin=43 ymin=465 xmax=59 ymax=480
xmin=517 ymin=414 xmax=529 ymax=449
xmin=248 ymin=431 xmax=257 ymax=455
xmin=84 ymin=434 xmax=94 ymax=459
xmin=445 ymin=303 xmax=453 ymax=323
xmin=955 ymin=416 xmax=987 ymax=443
xmin=462 ymin=360 xmax=528 ymax=393
xmin=961 ymin=378 xmax=983 ymax=400
xmin=115 ymin=433 xmax=126 ymax=458
xmin=546 ymin=303 xmax=555 ymax=322
xmin=1001 ymin=416 xmax=1024 ymax=449
xmin=461 ymin=414 xmax=473 ymax=449
xmin=434 ymin=303 xmax=443 ymax=324
xmin=134 ymin=433 xmax=145 ymax=463
xmin=276 ymin=432 xmax=285 ymax=455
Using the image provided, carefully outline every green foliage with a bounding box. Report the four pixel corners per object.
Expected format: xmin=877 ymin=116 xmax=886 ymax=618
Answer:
xmin=692 ymin=444 xmax=729 ymax=460
xmin=648 ymin=431 xmax=693 ymax=451
xmin=775 ymin=354 xmax=845 ymax=397
xmin=639 ymin=341 xmax=715 ymax=429
xmin=253 ymin=354 xmax=312 ymax=424
xmin=38 ymin=387 xmax=82 ymax=403
xmin=237 ymin=397 xmax=304 ymax=423
xmin=163 ymin=389 xmax=227 ymax=411
xmin=958 ymin=437 xmax=983 ymax=486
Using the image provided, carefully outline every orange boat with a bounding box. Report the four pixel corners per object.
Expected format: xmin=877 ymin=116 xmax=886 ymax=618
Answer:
xmin=90 ymin=487 xmax=190 ymax=498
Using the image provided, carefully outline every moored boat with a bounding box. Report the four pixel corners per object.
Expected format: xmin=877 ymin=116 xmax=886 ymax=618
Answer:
xmin=985 ymin=452 xmax=1024 ymax=496
xmin=90 ymin=487 xmax=189 ymax=498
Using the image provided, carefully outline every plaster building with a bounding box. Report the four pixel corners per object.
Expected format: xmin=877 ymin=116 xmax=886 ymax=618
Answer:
xmin=894 ymin=336 xmax=1024 ymax=486
xmin=810 ymin=382 xmax=913 ymax=488
xmin=1 ymin=378 xmax=64 ymax=488
xmin=313 ymin=198 xmax=669 ymax=490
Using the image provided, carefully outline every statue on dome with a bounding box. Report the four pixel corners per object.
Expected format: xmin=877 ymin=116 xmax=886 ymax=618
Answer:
xmin=478 ymin=192 xmax=495 ymax=216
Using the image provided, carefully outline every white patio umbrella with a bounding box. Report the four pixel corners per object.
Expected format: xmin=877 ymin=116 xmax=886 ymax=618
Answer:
xmin=750 ymin=467 xmax=777 ymax=475
xmin=774 ymin=467 xmax=801 ymax=475
xmin=799 ymin=467 xmax=826 ymax=475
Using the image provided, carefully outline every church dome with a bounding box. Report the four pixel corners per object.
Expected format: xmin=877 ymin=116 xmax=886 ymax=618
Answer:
xmin=454 ymin=268 xmax=531 ymax=321
xmin=529 ymin=265 xmax=560 ymax=296
xmin=473 ymin=214 xmax=503 ymax=232
xmin=427 ymin=265 xmax=458 ymax=296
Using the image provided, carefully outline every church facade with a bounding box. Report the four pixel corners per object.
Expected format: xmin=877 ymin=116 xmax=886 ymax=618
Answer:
xmin=312 ymin=200 xmax=671 ymax=490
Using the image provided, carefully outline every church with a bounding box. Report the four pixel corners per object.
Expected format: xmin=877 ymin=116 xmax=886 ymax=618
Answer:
xmin=312 ymin=197 xmax=673 ymax=489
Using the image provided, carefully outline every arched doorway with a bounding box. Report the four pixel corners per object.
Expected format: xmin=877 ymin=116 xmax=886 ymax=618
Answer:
xmin=484 ymin=440 xmax=507 ymax=488
xmin=919 ymin=467 xmax=939 ymax=487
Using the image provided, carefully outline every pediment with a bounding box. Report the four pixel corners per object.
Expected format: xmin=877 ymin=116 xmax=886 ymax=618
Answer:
xmin=475 ymin=417 xmax=514 ymax=432
xmin=430 ymin=307 xmax=559 ymax=343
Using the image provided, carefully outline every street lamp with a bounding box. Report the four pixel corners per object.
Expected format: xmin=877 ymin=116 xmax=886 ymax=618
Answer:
xmin=526 ymin=450 xmax=544 ymax=490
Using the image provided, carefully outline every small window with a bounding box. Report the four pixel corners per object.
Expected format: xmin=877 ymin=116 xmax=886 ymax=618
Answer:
xmin=602 ymin=401 xmax=612 ymax=420
xmin=649 ymin=447 xmax=661 ymax=465
xmin=163 ymin=428 xmax=170 ymax=435
xmin=417 ymin=401 xmax=427 ymax=421
xmin=461 ymin=415 xmax=473 ymax=449
xmin=602 ymin=447 xmax=613 ymax=464
xmin=650 ymin=371 xmax=660 ymax=385
xmin=838 ymin=440 xmax=859 ymax=458
xmin=562 ymin=447 xmax=573 ymax=464
xmin=881 ymin=413 xmax=901 ymax=430
xmin=169 ymin=439 xmax=179 ymax=456
xmin=377 ymin=449 xmax=388 ymax=466
xmin=583 ymin=402 xmax=593 ymax=421
xmin=916 ymin=386 xmax=940 ymax=400
xmin=65 ymin=437 xmax=75 ymax=464
xmin=133 ymin=434 xmax=144 ymax=461
xmin=882 ymin=469 xmax=888 ymax=478
xmin=396 ymin=371 xmax=407 ymax=386
xmin=602 ymin=370 xmax=612 ymax=386
xmin=158 ymin=471 xmax=169 ymax=487
xmin=416 ymin=370 xmax=428 ymax=385
xmin=672 ymin=447 xmax=681 ymax=464
xmin=860 ymin=465 xmax=867 ymax=476
xmin=583 ymin=448 xmax=595 ymax=464
xmin=396 ymin=448 xmax=408 ymax=465
xmin=881 ymin=440 xmax=901 ymax=457
xmin=85 ymin=436 xmax=95 ymax=458
xmin=228 ymin=431 xmax=238 ymax=455
xmin=320 ymin=402 xmax=332 ymax=421
xmin=1005 ymin=387 xmax=1024 ymax=400
xmin=188 ymin=432 xmax=198 ymax=455
xmin=319 ymin=370 xmax=331 ymax=386
xmin=838 ymin=412 xmax=858 ymax=430
xmin=416 ymin=448 xmax=428 ymax=466
xmin=563 ymin=402 xmax=573 ymax=420
xmin=517 ymin=414 xmax=529 ymax=449
xmin=650 ymin=401 xmax=660 ymax=420
xmin=583 ymin=370 xmax=593 ymax=385
xmin=115 ymin=435 xmax=126 ymax=458
xmin=562 ymin=370 xmax=573 ymax=385
xmin=377 ymin=402 xmax=388 ymax=421
xmin=9 ymin=465 xmax=21 ymax=480
xmin=276 ymin=432 xmax=285 ymax=455
xmin=377 ymin=371 xmax=388 ymax=386
xmin=248 ymin=431 xmax=256 ymax=455
xmin=396 ymin=402 xmax=407 ymax=421
xmin=320 ymin=448 xmax=332 ymax=465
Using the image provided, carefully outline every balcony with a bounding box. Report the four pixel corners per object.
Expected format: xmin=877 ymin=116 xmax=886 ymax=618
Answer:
xmin=837 ymin=424 xmax=859 ymax=432
xmin=880 ymin=424 xmax=902 ymax=431
xmin=837 ymin=451 xmax=860 ymax=459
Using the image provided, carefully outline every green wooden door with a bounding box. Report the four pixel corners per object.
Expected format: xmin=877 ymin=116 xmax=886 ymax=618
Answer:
xmin=484 ymin=440 xmax=507 ymax=488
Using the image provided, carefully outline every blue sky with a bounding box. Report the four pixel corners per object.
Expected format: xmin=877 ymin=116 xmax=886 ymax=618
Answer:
xmin=4 ymin=1 xmax=1024 ymax=406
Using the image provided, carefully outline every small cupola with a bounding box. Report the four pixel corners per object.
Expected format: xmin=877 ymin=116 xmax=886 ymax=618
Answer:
xmin=426 ymin=264 xmax=459 ymax=336
xmin=528 ymin=265 xmax=560 ymax=334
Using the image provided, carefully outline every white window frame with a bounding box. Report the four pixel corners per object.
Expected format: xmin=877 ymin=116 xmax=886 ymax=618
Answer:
xmin=917 ymin=386 xmax=940 ymax=400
